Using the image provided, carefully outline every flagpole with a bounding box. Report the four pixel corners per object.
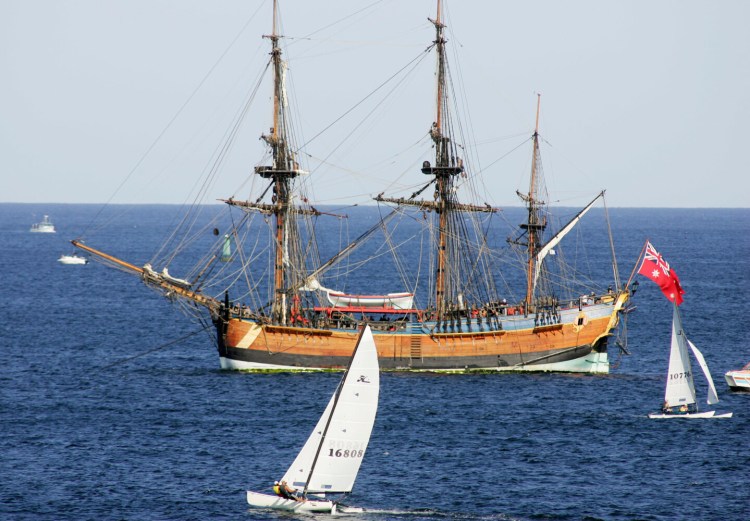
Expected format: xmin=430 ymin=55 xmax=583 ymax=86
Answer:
xmin=623 ymin=239 xmax=649 ymax=290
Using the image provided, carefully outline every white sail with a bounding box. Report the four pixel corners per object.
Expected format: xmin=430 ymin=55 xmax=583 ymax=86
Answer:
xmin=281 ymin=325 xmax=379 ymax=495
xmin=281 ymin=393 xmax=336 ymax=489
xmin=663 ymin=305 xmax=697 ymax=408
xmin=687 ymin=340 xmax=720 ymax=405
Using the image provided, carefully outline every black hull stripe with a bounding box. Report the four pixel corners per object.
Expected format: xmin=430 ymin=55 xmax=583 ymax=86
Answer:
xmin=218 ymin=344 xmax=595 ymax=371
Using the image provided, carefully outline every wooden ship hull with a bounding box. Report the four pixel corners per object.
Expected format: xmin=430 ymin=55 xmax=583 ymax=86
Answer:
xmin=215 ymin=294 xmax=628 ymax=373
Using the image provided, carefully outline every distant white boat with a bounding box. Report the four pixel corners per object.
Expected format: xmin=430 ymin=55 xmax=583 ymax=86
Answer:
xmin=246 ymin=325 xmax=379 ymax=513
xmin=725 ymin=362 xmax=750 ymax=392
xmin=58 ymin=254 xmax=88 ymax=265
xmin=30 ymin=215 xmax=56 ymax=233
xmin=649 ymin=304 xmax=732 ymax=419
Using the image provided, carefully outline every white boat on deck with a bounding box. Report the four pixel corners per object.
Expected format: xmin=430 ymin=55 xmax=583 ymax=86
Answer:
xmin=725 ymin=362 xmax=750 ymax=392
xmin=246 ymin=325 xmax=380 ymax=513
xmin=30 ymin=215 xmax=56 ymax=233
xmin=326 ymin=290 xmax=414 ymax=310
xmin=58 ymin=254 xmax=88 ymax=265
xmin=649 ymin=304 xmax=732 ymax=419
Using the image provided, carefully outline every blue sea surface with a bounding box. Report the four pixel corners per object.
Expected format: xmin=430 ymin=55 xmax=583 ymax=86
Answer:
xmin=1 ymin=204 xmax=748 ymax=521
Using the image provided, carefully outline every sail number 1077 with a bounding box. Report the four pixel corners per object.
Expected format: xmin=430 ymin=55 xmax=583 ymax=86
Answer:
xmin=328 ymin=448 xmax=364 ymax=458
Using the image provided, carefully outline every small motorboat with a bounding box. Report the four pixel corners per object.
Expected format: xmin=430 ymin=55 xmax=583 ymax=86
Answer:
xmin=725 ymin=362 xmax=750 ymax=392
xmin=30 ymin=215 xmax=56 ymax=233
xmin=58 ymin=254 xmax=88 ymax=265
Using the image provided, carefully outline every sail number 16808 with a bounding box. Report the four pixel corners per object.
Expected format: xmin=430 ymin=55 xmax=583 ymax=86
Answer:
xmin=328 ymin=448 xmax=364 ymax=458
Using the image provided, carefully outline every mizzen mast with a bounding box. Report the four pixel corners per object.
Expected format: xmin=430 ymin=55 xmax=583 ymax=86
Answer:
xmin=518 ymin=94 xmax=547 ymax=307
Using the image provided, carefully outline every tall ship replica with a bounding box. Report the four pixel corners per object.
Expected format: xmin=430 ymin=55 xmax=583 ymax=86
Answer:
xmin=74 ymin=0 xmax=633 ymax=373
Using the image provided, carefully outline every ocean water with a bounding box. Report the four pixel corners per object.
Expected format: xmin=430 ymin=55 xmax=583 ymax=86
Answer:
xmin=1 ymin=203 xmax=748 ymax=521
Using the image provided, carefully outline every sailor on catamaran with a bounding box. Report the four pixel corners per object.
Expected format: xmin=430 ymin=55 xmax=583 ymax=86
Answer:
xmin=273 ymin=480 xmax=301 ymax=501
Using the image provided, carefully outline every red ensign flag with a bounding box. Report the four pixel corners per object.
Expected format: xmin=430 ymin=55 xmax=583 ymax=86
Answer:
xmin=637 ymin=241 xmax=685 ymax=305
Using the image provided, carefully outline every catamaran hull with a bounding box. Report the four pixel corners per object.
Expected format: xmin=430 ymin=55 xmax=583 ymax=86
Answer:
xmin=216 ymin=297 xmax=625 ymax=373
xmin=648 ymin=411 xmax=733 ymax=419
xmin=246 ymin=491 xmax=335 ymax=513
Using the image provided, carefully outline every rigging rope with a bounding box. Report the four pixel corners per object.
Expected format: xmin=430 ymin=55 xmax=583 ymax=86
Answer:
xmin=98 ymin=325 xmax=212 ymax=370
xmin=297 ymin=45 xmax=434 ymax=154
xmin=78 ymin=2 xmax=267 ymax=240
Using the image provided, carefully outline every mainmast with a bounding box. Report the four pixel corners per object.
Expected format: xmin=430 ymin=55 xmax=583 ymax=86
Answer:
xmin=428 ymin=0 xmax=456 ymax=321
xmin=375 ymin=0 xmax=494 ymax=322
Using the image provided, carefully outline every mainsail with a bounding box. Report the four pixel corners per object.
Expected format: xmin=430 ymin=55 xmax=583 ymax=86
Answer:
xmin=663 ymin=304 xmax=697 ymax=408
xmin=663 ymin=304 xmax=721 ymax=408
xmin=281 ymin=326 xmax=379 ymax=495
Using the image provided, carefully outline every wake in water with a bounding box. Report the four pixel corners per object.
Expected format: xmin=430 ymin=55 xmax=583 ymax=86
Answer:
xmin=315 ymin=506 xmax=528 ymax=521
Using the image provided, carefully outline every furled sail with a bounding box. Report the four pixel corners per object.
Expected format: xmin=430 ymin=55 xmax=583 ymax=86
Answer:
xmin=664 ymin=305 xmax=697 ymax=407
xmin=281 ymin=326 xmax=379 ymax=495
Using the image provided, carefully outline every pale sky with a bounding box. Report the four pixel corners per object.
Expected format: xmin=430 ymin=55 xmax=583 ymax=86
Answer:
xmin=2 ymin=0 xmax=748 ymax=208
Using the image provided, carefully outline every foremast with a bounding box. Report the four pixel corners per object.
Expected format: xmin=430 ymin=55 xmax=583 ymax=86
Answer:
xmin=375 ymin=0 xmax=496 ymax=323
xmin=222 ymin=0 xmax=318 ymax=325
